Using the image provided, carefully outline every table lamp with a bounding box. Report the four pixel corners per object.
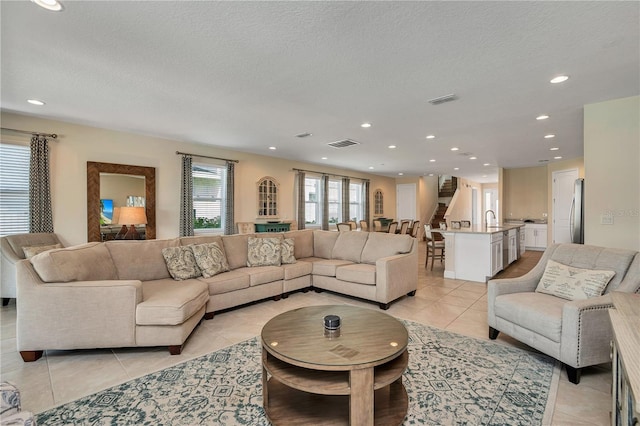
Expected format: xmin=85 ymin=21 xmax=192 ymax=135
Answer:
xmin=115 ymin=206 xmax=147 ymax=240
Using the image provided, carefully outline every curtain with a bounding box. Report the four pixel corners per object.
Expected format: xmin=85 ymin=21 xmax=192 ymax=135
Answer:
xmin=296 ymin=171 xmax=305 ymax=230
xmin=179 ymin=155 xmax=194 ymax=237
xmin=224 ymin=161 xmax=235 ymax=235
xmin=321 ymin=175 xmax=329 ymax=230
xmin=29 ymin=136 xmax=53 ymax=233
xmin=363 ymin=180 xmax=370 ymax=228
xmin=341 ymin=177 xmax=350 ymax=222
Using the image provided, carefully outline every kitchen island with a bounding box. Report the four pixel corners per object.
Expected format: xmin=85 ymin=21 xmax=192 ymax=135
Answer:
xmin=439 ymin=223 xmax=525 ymax=283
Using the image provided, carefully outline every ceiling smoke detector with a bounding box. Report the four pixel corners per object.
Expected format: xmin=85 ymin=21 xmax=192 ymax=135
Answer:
xmin=428 ymin=94 xmax=458 ymax=105
xmin=327 ymin=139 xmax=360 ymax=149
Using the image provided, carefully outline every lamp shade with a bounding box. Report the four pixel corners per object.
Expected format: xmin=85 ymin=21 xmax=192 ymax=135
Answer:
xmin=112 ymin=207 xmax=121 ymax=225
xmin=116 ymin=206 xmax=147 ymax=225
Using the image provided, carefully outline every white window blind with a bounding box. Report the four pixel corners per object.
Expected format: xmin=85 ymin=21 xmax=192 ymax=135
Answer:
xmin=193 ymin=163 xmax=226 ymax=231
xmin=0 ymin=143 xmax=30 ymax=236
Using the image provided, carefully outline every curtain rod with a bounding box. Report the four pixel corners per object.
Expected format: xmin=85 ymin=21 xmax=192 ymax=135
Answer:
xmin=175 ymin=151 xmax=238 ymax=163
xmin=1 ymin=127 xmax=58 ymax=139
xmin=292 ymin=168 xmax=370 ymax=182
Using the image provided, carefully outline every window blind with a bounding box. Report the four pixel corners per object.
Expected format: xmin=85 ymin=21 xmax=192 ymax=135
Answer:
xmin=0 ymin=143 xmax=30 ymax=236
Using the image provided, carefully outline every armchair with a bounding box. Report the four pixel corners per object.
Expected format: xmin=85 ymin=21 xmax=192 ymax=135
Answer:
xmin=488 ymin=243 xmax=640 ymax=384
xmin=1 ymin=233 xmax=63 ymax=305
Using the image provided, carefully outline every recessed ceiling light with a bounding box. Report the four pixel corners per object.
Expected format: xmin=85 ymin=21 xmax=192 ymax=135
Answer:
xmin=469 ymin=156 xmax=477 ymax=160
xmin=428 ymin=173 xmax=434 ymax=177
xmin=544 ymin=134 xmax=555 ymax=139
xmin=361 ymin=123 xmax=372 ymax=128
xmin=550 ymin=75 xmax=569 ymax=84
xmin=388 ymin=145 xmax=396 ymax=149
xmin=550 ymin=147 xmax=559 ymax=151
xmin=454 ymin=167 xmax=459 ymax=171
xmin=31 ymin=0 xmax=63 ymax=11
xmin=268 ymin=146 xmax=276 ymax=150
xmin=536 ymin=115 xmax=549 ymax=120
xmin=554 ymin=156 xmax=563 ymax=160
xmin=368 ymin=166 xmax=374 ymax=170
xmin=426 ymin=135 xmax=435 ymax=139
xmin=450 ymin=147 xmax=459 ymax=151
xmin=27 ymin=99 xmax=45 ymax=106
xmin=429 ymin=159 xmax=436 ymax=162
xmin=321 ymin=157 xmax=328 ymax=160
xmin=398 ymin=173 xmax=404 ymax=176
xmin=482 ymin=175 xmax=488 ymax=178
xmin=483 ymin=163 xmax=490 ymax=166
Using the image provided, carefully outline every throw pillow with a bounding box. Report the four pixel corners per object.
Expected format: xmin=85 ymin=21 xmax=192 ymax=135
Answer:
xmin=281 ymin=238 xmax=296 ymax=264
xmin=535 ymin=259 xmax=616 ymax=301
xmin=22 ymin=243 xmax=62 ymax=259
xmin=247 ymin=237 xmax=281 ymax=267
xmin=191 ymin=242 xmax=230 ymax=278
xmin=161 ymin=246 xmax=201 ymax=280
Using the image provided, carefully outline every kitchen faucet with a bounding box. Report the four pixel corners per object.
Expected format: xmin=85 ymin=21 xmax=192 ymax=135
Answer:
xmin=485 ymin=209 xmax=496 ymax=227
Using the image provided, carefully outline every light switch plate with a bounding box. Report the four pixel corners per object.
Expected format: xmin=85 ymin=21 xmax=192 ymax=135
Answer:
xmin=601 ymin=215 xmax=614 ymax=225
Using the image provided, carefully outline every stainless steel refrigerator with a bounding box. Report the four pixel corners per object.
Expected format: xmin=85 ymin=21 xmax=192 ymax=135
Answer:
xmin=570 ymin=178 xmax=585 ymax=244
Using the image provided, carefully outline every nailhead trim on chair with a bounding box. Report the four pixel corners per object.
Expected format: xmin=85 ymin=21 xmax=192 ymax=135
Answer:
xmin=575 ymin=303 xmax=613 ymax=367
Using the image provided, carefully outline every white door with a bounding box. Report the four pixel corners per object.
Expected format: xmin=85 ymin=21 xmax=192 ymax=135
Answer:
xmin=552 ymin=169 xmax=578 ymax=244
xmin=396 ymin=184 xmax=416 ymax=221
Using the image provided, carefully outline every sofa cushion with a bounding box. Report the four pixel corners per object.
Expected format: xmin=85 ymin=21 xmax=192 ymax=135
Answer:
xmin=179 ymin=235 xmax=226 ymax=255
xmin=336 ymin=263 xmax=376 ymax=285
xmin=236 ymin=266 xmax=284 ymax=286
xmin=313 ymin=231 xmax=339 ymax=259
xmin=282 ymin=261 xmax=313 ymax=280
xmin=281 ymin=238 xmax=296 ymax=264
xmin=284 ymin=229 xmax=314 ymax=259
xmin=535 ymin=259 xmax=615 ymax=301
xmin=222 ymin=234 xmax=250 ymax=270
xmin=137 ymin=279 xmax=208 ymax=326
xmin=198 ymin=269 xmax=250 ymax=295
xmin=22 ymin=243 xmax=63 ymax=259
xmin=312 ymin=259 xmax=354 ymax=277
xmin=495 ymin=292 xmax=565 ymax=342
xmin=247 ymin=237 xmax=282 ymax=267
xmin=191 ymin=242 xmax=229 ymax=278
xmin=162 ymin=246 xmax=201 ymax=280
xmin=30 ymin=242 xmax=117 ymax=283
xmin=360 ymin=232 xmax=414 ymax=265
xmin=332 ymin=231 xmax=369 ymax=263
xmin=106 ymin=239 xmax=179 ymax=281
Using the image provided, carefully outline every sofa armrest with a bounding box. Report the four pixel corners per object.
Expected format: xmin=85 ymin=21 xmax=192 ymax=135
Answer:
xmin=375 ymin=249 xmax=418 ymax=303
xmin=16 ymin=260 xmax=142 ymax=351
xmin=560 ymin=293 xmax=615 ymax=368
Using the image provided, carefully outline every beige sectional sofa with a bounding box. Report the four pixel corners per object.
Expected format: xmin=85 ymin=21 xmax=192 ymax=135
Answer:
xmin=16 ymin=230 xmax=417 ymax=362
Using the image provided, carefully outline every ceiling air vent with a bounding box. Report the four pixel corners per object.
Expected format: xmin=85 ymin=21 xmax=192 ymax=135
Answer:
xmin=328 ymin=139 xmax=360 ymax=149
xmin=428 ymin=94 xmax=458 ymax=105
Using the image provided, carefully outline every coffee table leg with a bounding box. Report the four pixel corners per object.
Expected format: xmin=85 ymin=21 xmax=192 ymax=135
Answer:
xmin=350 ymin=367 xmax=374 ymax=425
xmin=262 ymin=348 xmax=269 ymax=410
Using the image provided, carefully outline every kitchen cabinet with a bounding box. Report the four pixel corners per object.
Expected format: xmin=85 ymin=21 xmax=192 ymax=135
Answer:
xmin=525 ymin=224 xmax=547 ymax=251
xmin=508 ymin=229 xmax=518 ymax=264
xmin=519 ymin=227 xmax=526 ymax=256
xmin=490 ymin=233 xmax=504 ymax=277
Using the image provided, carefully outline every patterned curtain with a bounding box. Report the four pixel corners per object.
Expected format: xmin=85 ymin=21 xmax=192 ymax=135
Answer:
xmin=29 ymin=136 xmax=53 ymax=233
xmin=296 ymin=171 xmax=306 ymax=230
xmin=341 ymin=177 xmax=350 ymax=223
xmin=321 ymin=174 xmax=329 ymax=230
xmin=179 ymin=155 xmax=194 ymax=237
xmin=224 ymin=162 xmax=235 ymax=235
xmin=363 ymin=180 xmax=370 ymax=228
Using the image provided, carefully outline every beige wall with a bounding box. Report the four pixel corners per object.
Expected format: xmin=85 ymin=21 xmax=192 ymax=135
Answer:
xmin=503 ymin=166 xmax=548 ymax=220
xmin=419 ymin=176 xmax=439 ymax=236
xmin=1 ymin=112 xmax=396 ymax=246
xmin=445 ymin=177 xmax=481 ymax=223
xmin=584 ymin=96 xmax=639 ymax=250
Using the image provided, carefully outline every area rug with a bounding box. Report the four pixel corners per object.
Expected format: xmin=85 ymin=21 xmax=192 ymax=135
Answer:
xmin=37 ymin=320 xmax=559 ymax=425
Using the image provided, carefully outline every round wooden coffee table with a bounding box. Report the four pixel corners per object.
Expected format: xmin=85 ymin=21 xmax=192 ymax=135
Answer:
xmin=261 ymin=305 xmax=409 ymax=425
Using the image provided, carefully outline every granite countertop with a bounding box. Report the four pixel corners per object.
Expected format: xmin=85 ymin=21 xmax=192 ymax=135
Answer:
xmin=438 ymin=223 xmax=525 ymax=234
xmin=504 ymin=219 xmax=548 ymax=225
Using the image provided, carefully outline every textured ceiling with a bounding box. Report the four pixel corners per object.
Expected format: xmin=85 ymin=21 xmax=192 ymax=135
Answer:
xmin=2 ymin=1 xmax=638 ymax=182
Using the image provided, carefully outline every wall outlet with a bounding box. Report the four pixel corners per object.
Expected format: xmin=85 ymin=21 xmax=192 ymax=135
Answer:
xmin=601 ymin=215 xmax=614 ymax=225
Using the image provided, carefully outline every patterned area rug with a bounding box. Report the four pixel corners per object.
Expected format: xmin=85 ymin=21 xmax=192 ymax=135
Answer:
xmin=37 ymin=320 xmax=559 ymax=425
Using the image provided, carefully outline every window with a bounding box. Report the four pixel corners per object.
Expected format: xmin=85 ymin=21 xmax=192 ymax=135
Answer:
xmin=304 ymin=176 xmax=321 ymax=225
xmin=327 ymin=179 xmax=342 ymax=224
xmin=193 ymin=163 xmax=226 ymax=232
xmin=0 ymin=143 xmax=30 ymax=236
xmin=349 ymin=182 xmax=364 ymax=222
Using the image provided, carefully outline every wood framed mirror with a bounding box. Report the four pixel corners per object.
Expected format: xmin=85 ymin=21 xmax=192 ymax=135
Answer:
xmin=87 ymin=162 xmax=156 ymax=242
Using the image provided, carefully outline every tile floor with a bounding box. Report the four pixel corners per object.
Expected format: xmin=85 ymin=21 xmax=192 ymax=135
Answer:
xmin=1 ymin=242 xmax=612 ymax=425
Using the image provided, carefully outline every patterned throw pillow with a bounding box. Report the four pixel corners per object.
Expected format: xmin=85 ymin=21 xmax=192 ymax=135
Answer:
xmin=191 ymin=242 xmax=230 ymax=278
xmin=22 ymin=243 xmax=62 ymax=259
xmin=161 ymin=246 xmax=201 ymax=280
xmin=535 ymin=259 xmax=616 ymax=301
xmin=247 ymin=237 xmax=281 ymax=267
xmin=281 ymin=238 xmax=296 ymax=264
